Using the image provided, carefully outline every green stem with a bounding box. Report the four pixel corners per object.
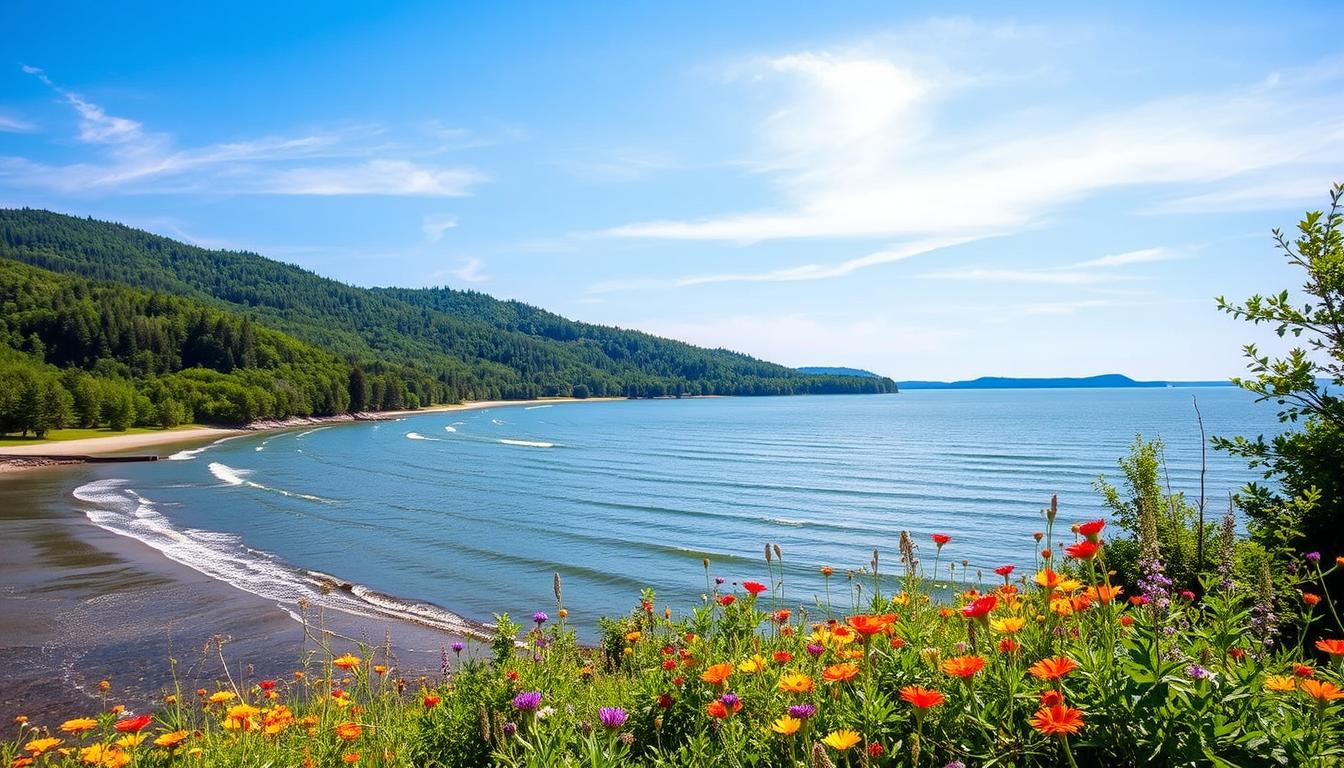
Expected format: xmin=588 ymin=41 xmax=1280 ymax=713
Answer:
xmin=1061 ymin=736 xmax=1080 ymax=768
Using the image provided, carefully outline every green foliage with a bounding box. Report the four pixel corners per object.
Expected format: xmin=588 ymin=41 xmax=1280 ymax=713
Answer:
xmin=0 ymin=209 xmax=898 ymax=407
xmin=1214 ymin=183 xmax=1344 ymax=620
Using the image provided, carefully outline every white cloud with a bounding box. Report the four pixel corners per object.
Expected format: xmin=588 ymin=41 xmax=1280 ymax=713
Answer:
xmin=1072 ymin=247 xmax=1183 ymax=269
xmin=449 ymin=257 xmax=488 ymax=283
xmin=4 ymin=67 xmax=486 ymax=197
xmin=674 ymin=236 xmax=980 ymax=286
xmin=920 ymin=267 xmax=1121 ymax=285
xmin=422 ymin=214 xmax=459 ymax=242
xmin=0 ymin=114 xmax=34 ymax=132
xmin=599 ymin=38 xmax=1344 ymax=277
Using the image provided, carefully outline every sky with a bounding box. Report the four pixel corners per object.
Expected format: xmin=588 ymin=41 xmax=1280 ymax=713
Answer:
xmin=2 ymin=2 xmax=1341 ymax=380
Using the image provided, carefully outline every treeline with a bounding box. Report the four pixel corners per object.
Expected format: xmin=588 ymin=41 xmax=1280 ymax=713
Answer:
xmin=0 ymin=259 xmax=422 ymax=435
xmin=0 ymin=209 xmax=897 ymax=406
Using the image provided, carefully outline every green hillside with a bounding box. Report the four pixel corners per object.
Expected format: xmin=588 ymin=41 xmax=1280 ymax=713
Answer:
xmin=0 ymin=210 xmax=894 ymax=433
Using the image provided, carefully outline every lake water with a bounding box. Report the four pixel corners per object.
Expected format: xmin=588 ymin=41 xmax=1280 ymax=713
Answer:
xmin=70 ymin=389 xmax=1282 ymax=637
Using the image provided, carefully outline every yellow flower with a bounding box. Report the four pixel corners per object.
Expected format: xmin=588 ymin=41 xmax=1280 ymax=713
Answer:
xmin=1049 ymin=597 xmax=1075 ymax=617
xmin=223 ymin=704 xmax=261 ymax=731
xmin=737 ymin=654 xmax=768 ymax=674
xmin=207 ymin=691 xmax=236 ymax=704
xmin=24 ymin=737 xmax=63 ymax=755
xmin=78 ymin=744 xmax=129 ymax=767
xmin=768 ymin=715 xmax=801 ymax=736
xmin=990 ymin=616 xmax=1025 ymax=634
xmin=624 ymin=631 xmax=642 ymax=643
xmin=114 ymin=734 xmax=146 ymax=749
xmin=60 ymin=718 xmax=99 ymax=734
xmin=822 ymin=729 xmax=861 ymax=751
xmin=153 ymin=731 xmax=189 ymax=748
xmin=1264 ymin=675 xmax=1297 ymax=692
xmin=777 ymin=672 xmax=815 ymax=694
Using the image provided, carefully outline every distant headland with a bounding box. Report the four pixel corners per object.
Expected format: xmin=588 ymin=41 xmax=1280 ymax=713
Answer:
xmin=799 ymin=369 xmax=1235 ymax=390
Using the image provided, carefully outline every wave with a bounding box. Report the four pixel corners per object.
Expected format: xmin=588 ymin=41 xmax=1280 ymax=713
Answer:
xmin=207 ymin=462 xmax=333 ymax=503
xmin=499 ymin=439 xmax=555 ymax=448
xmin=524 ymin=405 xmax=552 ymax=410
xmin=405 ymin=432 xmax=443 ymax=442
xmin=765 ymin=517 xmax=808 ymax=527
xmin=491 ymin=419 xmax=504 ymax=425
xmin=295 ymin=426 xmax=331 ymax=439
xmin=166 ymin=434 xmax=249 ymax=461
xmin=72 ymin=479 xmax=484 ymax=638
xmin=443 ymin=426 xmax=457 ymax=433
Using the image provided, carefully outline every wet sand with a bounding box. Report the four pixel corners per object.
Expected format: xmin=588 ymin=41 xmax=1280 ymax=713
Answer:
xmin=0 ymin=464 xmax=468 ymax=723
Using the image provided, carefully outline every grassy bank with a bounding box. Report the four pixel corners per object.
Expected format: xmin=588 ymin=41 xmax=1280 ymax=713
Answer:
xmin=5 ymin=514 xmax=1344 ymax=767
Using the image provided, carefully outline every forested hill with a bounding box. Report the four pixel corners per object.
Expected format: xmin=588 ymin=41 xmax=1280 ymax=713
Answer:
xmin=0 ymin=209 xmax=894 ymax=432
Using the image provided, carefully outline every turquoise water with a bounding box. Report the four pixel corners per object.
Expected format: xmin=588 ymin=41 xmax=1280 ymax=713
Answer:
xmin=72 ymin=389 xmax=1282 ymax=636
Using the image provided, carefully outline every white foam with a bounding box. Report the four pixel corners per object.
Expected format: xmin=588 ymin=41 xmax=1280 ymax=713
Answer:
xmin=207 ymin=462 xmax=332 ymax=502
xmin=766 ymin=518 xmax=808 ymax=527
xmin=443 ymin=425 xmax=457 ymax=433
xmin=296 ymin=426 xmax=330 ymax=439
xmin=405 ymin=432 xmax=442 ymax=442
xmin=208 ymin=462 xmax=248 ymax=486
xmin=491 ymin=419 xmax=504 ymax=425
xmin=524 ymin=405 xmax=552 ymax=410
xmin=167 ymin=434 xmax=247 ymax=461
xmin=73 ymin=479 xmax=480 ymax=636
xmin=499 ymin=439 xmax=555 ymax=448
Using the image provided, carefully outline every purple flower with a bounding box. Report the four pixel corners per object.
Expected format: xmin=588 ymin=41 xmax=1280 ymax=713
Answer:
xmin=805 ymin=643 xmax=825 ymax=657
xmin=1185 ymin=664 xmax=1212 ymax=681
xmin=788 ymin=704 xmax=817 ymax=719
xmin=451 ymin=641 xmax=465 ymax=654
xmin=945 ymin=762 xmax=967 ymax=768
xmin=533 ymin=611 xmax=549 ymax=625
xmin=512 ymin=691 xmax=543 ymax=712
xmin=598 ymin=707 xmax=628 ymax=730
xmin=715 ymin=576 xmax=725 ymax=585
xmin=502 ymin=721 xmax=517 ymax=737
xmin=1307 ymin=552 xmax=1322 ymax=563
xmin=719 ymin=693 xmax=740 ymax=708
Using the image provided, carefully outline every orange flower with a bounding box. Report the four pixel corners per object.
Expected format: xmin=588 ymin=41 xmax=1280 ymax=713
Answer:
xmin=332 ymin=654 xmax=361 ymax=671
xmin=1084 ymin=585 xmax=1123 ymax=604
xmin=820 ymin=566 xmax=834 ymax=577
xmin=23 ymin=738 xmax=62 ymax=756
xmin=705 ymin=698 xmax=741 ymax=718
xmin=1302 ymin=679 xmax=1344 ymax=703
xmin=343 ymin=754 xmax=360 ymax=764
xmin=899 ymin=685 xmax=945 ymax=709
xmin=846 ymin=614 xmax=894 ymax=637
xmin=777 ymin=672 xmax=815 ymax=694
xmin=334 ymin=722 xmax=362 ymax=741
xmin=1315 ymin=638 xmax=1344 ymax=656
xmin=60 ymin=718 xmax=98 ymax=734
xmin=700 ymin=663 xmax=733 ymax=686
xmin=1029 ymin=656 xmax=1080 ymax=681
xmin=1030 ymin=704 xmax=1085 ymax=736
xmin=1304 ymin=592 xmax=1322 ymax=607
xmin=941 ymin=655 xmax=986 ymax=679
xmin=822 ymin=663 xmax=861 ymax=683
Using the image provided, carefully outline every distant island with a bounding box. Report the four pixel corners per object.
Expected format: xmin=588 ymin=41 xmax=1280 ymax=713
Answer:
xmin=895 ymin=373 xmax=1234 ymax=390
xmin=795 ymin=366 xmax=883 ymax=378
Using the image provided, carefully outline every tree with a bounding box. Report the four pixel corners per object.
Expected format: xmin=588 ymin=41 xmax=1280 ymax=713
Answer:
xmin=1214 ymin=183 xmax=1344 ymax=588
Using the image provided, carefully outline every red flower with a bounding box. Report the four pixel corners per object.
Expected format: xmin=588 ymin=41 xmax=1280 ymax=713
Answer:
xmin=931 ymin=534 xmax=952 ymax=547
xmin=114 ymin=715 xmax=153 ymax=733
xmin=422 ymin=695 xmax=441 ymax=708
xmin=998 ymin=638 xmax=1020 ymax=654
xmin=1118 ymin=615 xmax=1134 ymax=627
xmin=890 ymin=636 xmax=906 ymax=649
xmin=1039 ymin=689 xmax=1063 ymax=707
xmin=717 ymin=594 xmax=735 ymax=606
xmin=662 ymin=659 xmax=676 ymax=670
xmin=1316 ymin=639 xmax=1344 ymax=656
xmin=1295 ymin=664 xmax=1315 ymax=678
xmin=867 ymin=742 xmax=884 ymax=758
xmin=773 ymin=651 xmax=794 ymax=664
xmin=1077 ymin=519 xmax=1105 ymax=537
xmin=1065 ymin=541 xmax=1101 ymax=560
xmin=846 ymin=614 xmax=895 ymax=636
xmin=258 ymin=679 xmax=277 ymax=691
xmin=961 ymin=595 xmax=997 ymax=619
xmin=994 ymin=564 xmax=1015 ymax=577
xmin=1128 ymin=596 xmax=1149 ymax=606
xmin=657 ymin=693 xmax=673 ymax=709
xmin=742 ymin=581 xmax=768 ymax=596
xmin=899 ymin=686 xmax=945 ymax=709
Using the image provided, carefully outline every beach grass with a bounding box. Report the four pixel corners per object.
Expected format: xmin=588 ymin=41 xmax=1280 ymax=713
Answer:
xmin=0 ymin=426 xmax=214 ymax=449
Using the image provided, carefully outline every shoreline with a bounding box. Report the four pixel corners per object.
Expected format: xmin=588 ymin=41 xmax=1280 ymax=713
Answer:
xmin=0 ymin=396 xmax=629 ymax=472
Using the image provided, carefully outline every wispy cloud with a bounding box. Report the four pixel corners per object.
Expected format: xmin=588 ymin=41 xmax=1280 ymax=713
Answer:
xmin=921 ymin=246 xmax=1184 ymax=284
xmin=448 ymin=257 xmax=488 ymax=284
xmin=673 ymin=236 xmax=980 ymax=286
xmin=598 ymin=33 xmax=1344 ymax=275
xmin=4 ymin=67 xmax=486 ymax=197
xmin=422 ymin=214 xmax=459 ymax=242
xmin=0 ymin=113 xmax=35 ymax=132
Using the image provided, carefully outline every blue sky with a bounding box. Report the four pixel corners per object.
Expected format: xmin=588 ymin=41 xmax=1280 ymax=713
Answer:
xmin=2 ymin=2 xmax=1341 ymax=379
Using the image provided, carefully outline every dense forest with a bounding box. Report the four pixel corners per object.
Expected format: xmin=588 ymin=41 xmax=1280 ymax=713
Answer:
xmin=0 ymin=210 xmax=894 ymax=434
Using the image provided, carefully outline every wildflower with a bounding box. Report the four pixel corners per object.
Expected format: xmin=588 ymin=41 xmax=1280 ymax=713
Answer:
xmin=990 ymin=616 xmax=1026 ymax=634
xmin=1302 ymin=680 xmax=1344 ymax=703
xmin=1030 ymin=704 xmax=1085 ymax=736
xmin=224 ymin=704 xmax=261 ymax=731
xmin=768 ymin=715 xmax=801 ymax=736
xmin=846 ymin=614 xmax=894 ymax=636
xmin=1337 ymin=556 xmax=1344 ymax=568
xmin=343 ymin=754 xmax=360 ymax=764
xmin=657 ymin=693 xmax=673 ymax=709
xmin=334 ymin=722 xmax=362 ymax=741
xmin=778 ymin=672 xmax=815 ymax=694
xmin=512 ymin=691 xmax=543 ymax=712
xmin=900 ymin=686 xmax=945 ymax=709
xmin=1065 ymin=541 xmax=1101 ymax=560
xmin=1029 ymin=656 xmax=1080 ymax=681
xmin=111 ymin=714 xmax=151 ymax=733
xmin=60 ymin=718 xmax=99 ymax=734
xmin=451 ymin=641 xmax=465 ymax=654
xmin=1185 ymin=664 xmax=1213 ymax=681
xmin=705 ymin=698 xmax=741 ymax=718
xmin=1295 ymin=664 xmax=1315 ymax=678
xmin=1316 ymin=639 xmax=1344 ymax=656
xmin=962 ymin=595 xmax=997 ymax=619
xmin=1039 ymin=689 xmax=1064 ymax=707
xmin=332 ymin=654 xmax=361 ymax=671
xmin=742 ymin=581 xmax=768 ymax=596
xmin=1077 ymin=519 xmax=1105 ymax=540
xmin=114 ymin=734 xmax=146 ymax=749
xmin=822 ymin=662 xmax=860 ymax=683
xmin=423 ymin=695 xmax=441 ymax=708
xmin=700 ymin=663 xmax=733 ymax=685
xmin=598 ymin=707 xmax=628 ymax=730
xmin=258 ymin=679 xmax=277 ymax=691
xmin=737 ymin=655 xmax=768 ymax=674
xmin=805 ymin=643 xmax=825 ymax=657
xmin=867 ymin=742 xmax=884 ymax=758
xmin=941 ymin=655 xmax=986 ymax=679
xmin=78 ymin=745 xmax=129 ymax=768
xmin=995 ymin=564 xmax=1015 ymax=578
xmin=1264 ymin=675 xmax=1297 ymax=692
xmin=1034 ymin=531 xmax=1044 ymax=542
xmin=788 ymin=703 xmax=817 ymax=719
xmin=625 ymin=630 xmax=642 ymax=643
xmin=932 ymin=534 xmax=951 ymax=547
xmin=822 ymin=729 xmax=862 ymax=750
xmin=717 ymin=595 xmax=735 ymax=606
xmin=773 ymin=650 xmax=794 ymax=664
xmin=532 ymin=611 xmax=548 ymax=626
xmin=373 ymin=665 xmax=387 ymax=675
xmin=23 ymin=738 xmax=62 ymax=755
xmin=998 ymin=638 xmax=1021 ymax=654
xmin=1084 ymin=584 xmax=1123 ymax=604
xmin=1041 ymin=549 xmax=1052 ymax=560
xmin=1307 ymin=551 xmax=1322 ymax=563
xmin=820 ymin=566 xmax=833 ymax=577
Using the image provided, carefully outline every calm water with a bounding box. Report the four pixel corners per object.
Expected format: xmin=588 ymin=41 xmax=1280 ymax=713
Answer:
xmin=71 ymin=389 xmax=1282 ymax=637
